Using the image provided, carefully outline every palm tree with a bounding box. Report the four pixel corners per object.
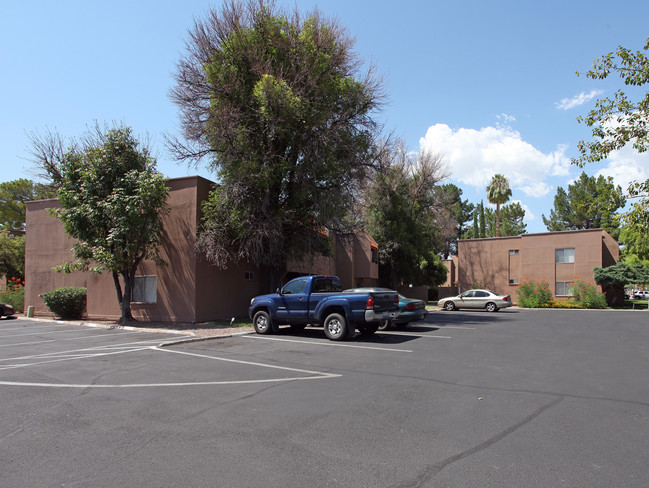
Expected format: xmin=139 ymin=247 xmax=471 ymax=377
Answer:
xmin=486 ymin=174 xmax=512 ymax=237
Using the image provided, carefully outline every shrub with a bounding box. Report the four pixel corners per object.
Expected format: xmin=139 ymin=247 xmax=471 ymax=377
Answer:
xmin=569 ymin=280 xmax=608 ymax=309
xmin=0 ymin=277 xmax=25 ymax=312
xmin=39 ymin=287 xmax=87 ymax=319
xmin=547 ymin=299 xmax=581 ymax=309
xmin=516 ymin=278 xmax=553 ymax=308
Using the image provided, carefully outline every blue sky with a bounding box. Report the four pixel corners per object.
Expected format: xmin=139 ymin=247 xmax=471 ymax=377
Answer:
xmin=2 ymin=0 xmax=648 ymax=233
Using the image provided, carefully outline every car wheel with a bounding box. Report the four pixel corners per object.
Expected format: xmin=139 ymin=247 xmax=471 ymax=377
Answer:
xmin=253 ymin=310 xmax=273 ymax=334
xmin=444 ymin=301 xmax=456 ymax=311
xmin=359 ymin=323 xmax=379 ymax=336
xmin=323 ymin=313 xmax=349 ymax=341
xmin=378 ymin=320 xmax=390 ymax=331
xmin=485 ymin=302 xmax=498 ymax=312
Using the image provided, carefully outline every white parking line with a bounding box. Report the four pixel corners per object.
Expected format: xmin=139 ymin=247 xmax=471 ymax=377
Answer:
xmin=245 ymin=335 xmax=413 ymax=352
xmin=0 ymin=347 xmax=151 ymax=371
xmin=0 ymin=345 xmax=340 ymax=388
xmin=0 ymin=338 xmax=187 ymax=367
xmin=0 ymin=329 xmax=106 ymax=339
xmin=0 ymin=340 xmax=57 ymax=348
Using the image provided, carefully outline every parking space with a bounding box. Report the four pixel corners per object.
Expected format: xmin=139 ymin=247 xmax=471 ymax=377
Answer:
xmin=2 ymin=310 xmax=649 ymax=487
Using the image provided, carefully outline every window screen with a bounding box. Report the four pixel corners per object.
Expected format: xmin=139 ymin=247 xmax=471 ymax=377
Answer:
xmin=133 ymin=276 xmax=157 ymax=303
xmin=555 ymin=248 xmax=575 ymax=263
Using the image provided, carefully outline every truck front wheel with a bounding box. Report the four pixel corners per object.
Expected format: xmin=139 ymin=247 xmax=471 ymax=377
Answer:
xmin=253 ymin=311 xmax=273 ymax=335
xmin=323 ymin=313 xmax=349 ymax=341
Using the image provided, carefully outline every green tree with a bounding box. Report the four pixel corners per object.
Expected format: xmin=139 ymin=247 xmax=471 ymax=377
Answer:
xmin=594 ymin=261 xmax=649 ymax=305
xmin=0 ymin=179 xmax=52 ymax=231
xmin=0 ymin=231 xmax=25 ymax=280
xmin=573 ymin=38 xmax=649 ymax=259
xmin=479 ymin=201 xmax=486 ymax=238
xmin=169 ymin=0 xmax=384 ymax=289
xmin=365 ymin=145 xmax=448 ymax=288
xmin=433 ymin=183 xmax=473 ymax=257
xmin=50 ymin=126 xmax=169 ymax=324
xmin=541 ymin=171 xmax=625 ymax=235
xmin=484 ymin=202 xmax=527 ymax=237
xmin=471 ymin=207 xmax=479 ymax=239
xmin=618 ymin=180 xmax=649 ymax=261
xmin=486 ymin=174 xmax=512 ymax=237
xmin=573 ymin=38 xmax=649 ymax=167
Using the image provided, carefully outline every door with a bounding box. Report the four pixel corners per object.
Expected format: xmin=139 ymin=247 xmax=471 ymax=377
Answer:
xmin=277 ymin=278 xmax=310 ymax=324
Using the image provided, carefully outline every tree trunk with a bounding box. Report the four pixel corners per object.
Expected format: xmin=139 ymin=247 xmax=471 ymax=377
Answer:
xmin=118 ymin=271 xmax=135 ymax=325
xmin=496 ymin=203 xmax=501 ymax=237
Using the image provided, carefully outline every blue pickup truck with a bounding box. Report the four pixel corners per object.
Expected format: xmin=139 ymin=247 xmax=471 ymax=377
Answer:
xmin=249 ymin=275 xmax=399 ymax=340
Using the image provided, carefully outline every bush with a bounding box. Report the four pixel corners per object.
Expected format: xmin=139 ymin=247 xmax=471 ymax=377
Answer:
xmin=39 ymin=287 xmax=87 ymax=319
xmin=516 ymin=278 xmax=553 ymax=308
xmin=0 ymin=277 xmax=25 ymax=312
xmin=546 ymin=299 xmax=581 ymax=309
xmin=569 ymin=280 xmax=608 ymax=309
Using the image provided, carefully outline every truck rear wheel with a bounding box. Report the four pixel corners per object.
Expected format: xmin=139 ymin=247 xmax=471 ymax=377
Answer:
xmin=253 ymin=310 xmax=273 ymax=335
xmin=323 ymin=313 xmax=349 ymax=341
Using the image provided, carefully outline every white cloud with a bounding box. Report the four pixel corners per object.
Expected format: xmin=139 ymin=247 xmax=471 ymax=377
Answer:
xmin=496 ymin=113 xmax=516 ymax=123
xmin=556 ymin=90 xmax=604 ymax=110
xmin=419 ymin=123 xmax=571 ymax=197
xmin=596 ymin=144 xmax=649 ymax=191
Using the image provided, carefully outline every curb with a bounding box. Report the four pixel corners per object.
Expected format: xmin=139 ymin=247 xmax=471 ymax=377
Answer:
xmin=16 ymin=316 xmax=196 ymax=336
xmin=13 ymin=315 xmax=254 ymax=346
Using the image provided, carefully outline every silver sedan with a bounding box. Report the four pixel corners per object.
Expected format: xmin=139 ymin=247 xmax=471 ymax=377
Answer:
xmin=438 ymin=289 xmax=512 ymax=312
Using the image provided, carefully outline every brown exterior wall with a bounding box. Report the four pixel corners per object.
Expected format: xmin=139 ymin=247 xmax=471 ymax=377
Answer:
xmin=457 ymin=229 xmax=619 ymax=303
xmin=24 ymin=176 xmax=379 ymax=322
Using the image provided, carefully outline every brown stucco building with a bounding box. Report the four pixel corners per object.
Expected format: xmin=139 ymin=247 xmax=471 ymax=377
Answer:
xmin=454 ymin=229 xmax=619 ymax=302
xmin=24 ymin=176 xmax=378 ymax=322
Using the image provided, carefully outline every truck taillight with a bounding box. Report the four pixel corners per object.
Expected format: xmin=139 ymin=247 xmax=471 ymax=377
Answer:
xmin=366 ymin=295 xmax=374 ymax=310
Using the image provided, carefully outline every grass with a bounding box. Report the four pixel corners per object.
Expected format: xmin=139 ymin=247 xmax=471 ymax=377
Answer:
xmin=611 ymin=300 xmax=648 ymax=311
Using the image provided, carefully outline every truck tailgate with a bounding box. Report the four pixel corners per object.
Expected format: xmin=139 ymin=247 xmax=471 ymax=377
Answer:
xmin=371 ymin=291 xmax=399 ymax=311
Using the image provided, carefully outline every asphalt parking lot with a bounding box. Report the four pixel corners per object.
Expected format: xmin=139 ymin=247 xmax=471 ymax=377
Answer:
xmin=1 ymin=310 xmax=648 ymax=487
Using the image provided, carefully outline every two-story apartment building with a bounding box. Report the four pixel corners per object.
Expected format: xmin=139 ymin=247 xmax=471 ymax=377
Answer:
xmin=455 ymin=229 xmax=619 ymax=302
xmin=24 ymin=176 xmax=379 ymax=322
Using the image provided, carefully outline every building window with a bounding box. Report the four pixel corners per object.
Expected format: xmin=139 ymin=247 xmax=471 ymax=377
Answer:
xmin=509 ymin=249 xmax=519 ymax=255
xmin=244 ymin=271 xmax=254 ymax=281
xmin=556 ymin=281 xmax=574 ymax=296
xmin=371 ymin=247 xmax=379 ymax=264
xmin=509 ymin=279 xmax=519 ymax=285
xmin=133 ymin=276 xmax=157 ymax=303
xmin=556 ymin=248 xmax=575 ymax=263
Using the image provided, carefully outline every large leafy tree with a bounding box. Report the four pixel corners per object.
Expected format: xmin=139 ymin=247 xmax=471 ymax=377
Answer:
xmin=573 ymin=38 xmax=649 ymax=166
xmin=364 ymin=144 xmax=449 ymax=288
xmin=573 ymin=38 xmax=649 ymax=257
xmin=0 ymin=231 xmax=25 ymax=280
xmin=618 ymin=180 xmax=649 ymax=260
xmin=0 ymin=179 xmax=52 ymax=231
xmin=541 ymin=171 xmax=625 ymax=235
xmin=50 ymin=126 xmax=169 ymax=324
xmin=486 ymin=174 xmax=512 ymax=237
xmin=169 ymin=0 xmax=384 ymax=288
